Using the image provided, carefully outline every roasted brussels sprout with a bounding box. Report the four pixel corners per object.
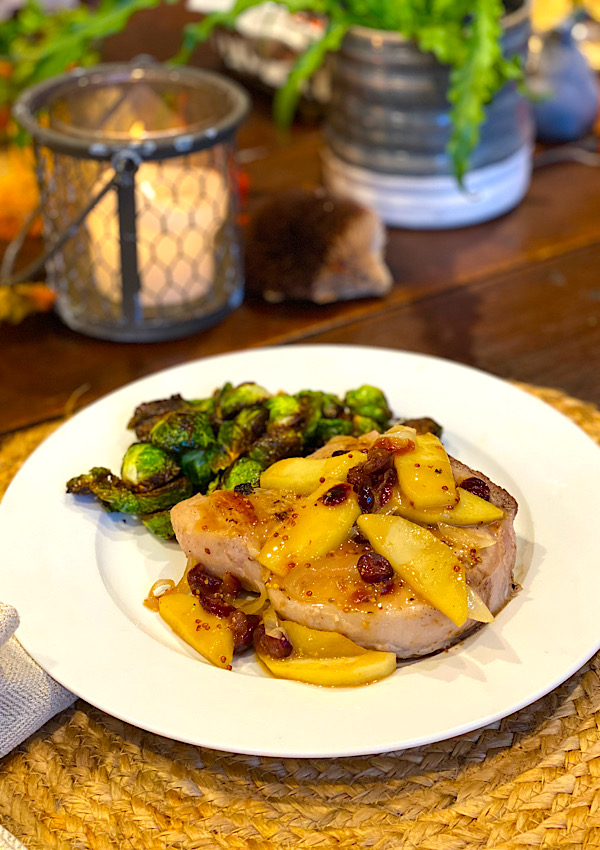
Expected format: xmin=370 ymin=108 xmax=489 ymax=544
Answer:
xmin=352 ymin=415 xmax=382 ymax=435
xmin=234 ymin=393 xmax=302 ymax=465
xmin=219 ymin=457 xmax=262 ymax=490
xmin=141 ymin=510 xmax=175 ymax=539
xmin=401 ymin=417 xmax=443 ymax=438
xmin=295 ymin=390 xmax=347 ymax=448
xmin=247 ymin=428 xmax=304 ymax=469
xmin=127 ymin=394 xmax=197 ymax=441
xmin=265 ymin=393 xmax=301 ymax=425
xmin=180 ymin=446 xmax=220 ymax=491
xmin=344 ymin=385 xmax=392 ymax=429
xmin=314 ymin=417 xmax=353 ymax=443
xmin=149 ymin=411 xmax=215 ymax=454
xmin=67 ymin=379 xmax=410 ymax=544
xmin=216 ymin=407 xmax=269 ymax=460
xmin=189 ymin=395 xmax=216 ymax=418
xmin=214 ymin=382 xmax=272 ymax=421
xmin=121 ymin=443 xmax=181 ymax=491
xmin=179 ymin=407 xmax=268 ymax=492
xmin=320 ymin=392 xmax=346 ymax=420
xmin=66 ymin=467 xmax=193 ymax=514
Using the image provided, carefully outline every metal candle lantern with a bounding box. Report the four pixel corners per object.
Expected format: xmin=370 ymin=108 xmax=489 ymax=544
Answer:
xmin=12 ymin=62 xmax=250 ymax=342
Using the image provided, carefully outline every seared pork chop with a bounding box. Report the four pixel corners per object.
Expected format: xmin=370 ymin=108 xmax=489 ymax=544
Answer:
xmin=170 ymin=488 xmax=295 ymax=592
xmin=268 ymin=459 xmax=517 ymax=657
xmin=170 ymin=440 xmax=518 ymax=658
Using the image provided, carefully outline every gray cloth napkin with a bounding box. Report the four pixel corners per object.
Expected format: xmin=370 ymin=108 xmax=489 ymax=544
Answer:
xmin=0 ymin=601 xmax=75 ymax=759
xmin=0 ymin=826 xmax=27 ymax=850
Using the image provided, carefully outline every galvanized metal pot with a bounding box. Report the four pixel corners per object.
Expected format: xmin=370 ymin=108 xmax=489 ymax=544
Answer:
xmin=322 ymin=1 xmax=533 ymax=229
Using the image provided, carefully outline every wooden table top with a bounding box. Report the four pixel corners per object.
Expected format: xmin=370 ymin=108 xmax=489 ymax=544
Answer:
xmin=2 ymin=5 xmax=600 ymax=437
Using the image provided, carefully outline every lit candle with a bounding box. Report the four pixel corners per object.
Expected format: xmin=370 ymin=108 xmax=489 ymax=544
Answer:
xmin=86 ymin=161 xmax=228 ymax=308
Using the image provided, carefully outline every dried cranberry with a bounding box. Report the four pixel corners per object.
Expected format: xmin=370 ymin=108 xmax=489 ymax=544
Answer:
xmin=379 ymin=580 xmax=396 ymax=596
xmin=349 ymin=586 xmax=372 ymax=605
xmin=350 ymin=527 xmax=369 ymax=545
xmin=347 ymin=444 xmax=398 ymax=514
xmin=198 ymin=592 xmax=235 ymax=619
xmin=319 ymin=482 xmax=352 ymax=506
xmin=460 ymin=477 xmax=490 ymax=501
xmin=357 ymin=485 xmax=375 ymax=513
xmin=362 ymin=447 xmax=393 ymax=475
xmin=230 ymin=611 xmax=260 ymax=652
xmin=357 ymin=552 xmax=394 ymax=583
xmin=253 ymin=623 xmax=293 ymax=658
xmin=378 ymin=468 xmax=397 ymax=507
xmin=346 ymin=465 xmax=364 ymax=488
xmin=221 ymin=572 xmax=242 ymax=597
xmin=187 ymin=564 xmax=222 ymax=595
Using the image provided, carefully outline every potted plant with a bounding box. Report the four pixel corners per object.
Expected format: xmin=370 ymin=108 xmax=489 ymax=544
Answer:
xmin=177 ymin=0 xmax=533 ymax=228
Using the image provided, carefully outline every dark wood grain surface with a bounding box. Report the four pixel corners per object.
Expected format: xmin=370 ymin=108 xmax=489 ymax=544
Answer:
xmin=2 ymin=5 xmax=600 ymax=436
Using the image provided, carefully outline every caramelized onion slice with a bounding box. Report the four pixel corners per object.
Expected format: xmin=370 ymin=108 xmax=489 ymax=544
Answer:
xmin=466 ymin=585 xmax=495 ymax=623
xmin=236 ymin=587 xmax=268 ymax=615
xmin=437 ymin=523 xmax=497 ymax=550
xmin=263 ymin=604 xmax=290 ymax=640
xmin=149 ymin=578 xmax=175 ymax=598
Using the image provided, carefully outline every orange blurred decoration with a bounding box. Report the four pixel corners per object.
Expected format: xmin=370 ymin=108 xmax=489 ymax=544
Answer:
xmin=0 ymin=144 xmax=42 ymax=242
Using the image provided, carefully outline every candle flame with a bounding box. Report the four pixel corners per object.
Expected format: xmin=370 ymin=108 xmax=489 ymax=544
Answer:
xmin=130 ymin=120 xmax=146 ymax=139
xmin=139 ymin=180 xmax=156 ymax=201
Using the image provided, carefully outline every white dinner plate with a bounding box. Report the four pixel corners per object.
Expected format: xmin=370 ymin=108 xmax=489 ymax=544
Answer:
xmin=2 ymin=345 xmax=600 ymax=758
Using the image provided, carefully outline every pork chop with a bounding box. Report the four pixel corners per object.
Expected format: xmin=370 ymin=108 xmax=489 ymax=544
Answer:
xmin=267 ymin=459 xmax=517 ymax=657
xmin=170 ymin=441 xmax=518 ymax=658
xmin=170 ymin=488 xmax=294 ymax=592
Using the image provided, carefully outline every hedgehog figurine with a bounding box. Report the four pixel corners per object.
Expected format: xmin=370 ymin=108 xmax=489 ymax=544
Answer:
xmin=244 ymin=188 xmax=393 ymax=304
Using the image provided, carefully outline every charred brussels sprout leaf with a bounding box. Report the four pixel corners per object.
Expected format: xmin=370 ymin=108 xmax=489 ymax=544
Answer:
xmin=189 ymin=396 xmax=216 ymax=418
xmin=219 ymin=457 xmax=262 ymax=490
xmin=400 ymin=417 xmax=443 ymax=438
xmin=244 ymin=395 xmax=307 ymax=470
xmin=295 ymin=390 xmax=348 ymax=448
xmin=217 ymin=407 xmax=269 ymax=459
xmin=121 ymin=443 xmax=181 ymax=491
xmin=142 ymin=510 xmax=175 ymax=539
xmin=344 ymin=386 xmax=392 ymax=429
xmin=150 ymin=411 xmax=215 ymax=454
xmin=180 ymin=446 xmax=220 ymax=491
xmin=321 ymin=392 xmax=346 ymax=420
xmin=214 ymin=382 xmax=272 ymax=421
xmin=127 ymin=394 xmax=197 ymax=441
xmin=180 ymin=407 xmax=269 ymax=492
xmin=247 ymin=427 xmax=304 ymax=469
xmin=66 ymin=467 xmax=193 ymax=514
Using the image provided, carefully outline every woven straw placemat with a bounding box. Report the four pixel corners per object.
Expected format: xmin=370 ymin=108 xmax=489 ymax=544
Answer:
xmin=1 ymin=385 xmax=600 ymax=850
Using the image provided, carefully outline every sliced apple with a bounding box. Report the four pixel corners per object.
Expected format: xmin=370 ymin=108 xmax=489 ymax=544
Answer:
xmin=394 ymin=433 xmax=458 ymax=509
xmin=257 ymin=479 xmax=361 ymax=576
xmin=259 ymin=451 xmax=362 ymax=495
xmin=387 ymin=485 xmax=505 ymax=526
xmin=357 ymin=514 xmax=468 ymax=627
xmin=158 ymin=592 xmax=234 ymax=669
xmin=256 ymin=648 xmax=396 ymax=686
xmin=283 ymin=620 xmax=367 ymax=658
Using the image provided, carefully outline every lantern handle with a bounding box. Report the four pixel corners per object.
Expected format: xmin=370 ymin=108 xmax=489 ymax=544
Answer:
xmin=0 ymin=170 xmax=120 ymax=287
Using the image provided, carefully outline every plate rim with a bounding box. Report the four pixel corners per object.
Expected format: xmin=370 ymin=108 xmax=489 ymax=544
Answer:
xmin=2 ymin=344 xmax=600 ymax=758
